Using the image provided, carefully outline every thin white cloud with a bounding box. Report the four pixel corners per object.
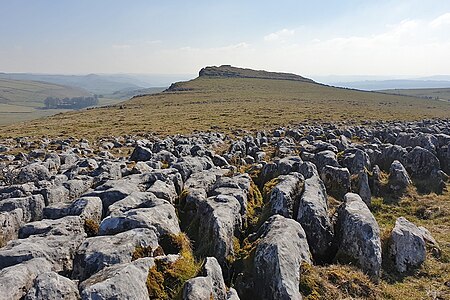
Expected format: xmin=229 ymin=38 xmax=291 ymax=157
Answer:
xmin=429 ymin=12 xmax=450 ymax=28
xmin=264 ymin=29 xmax=295 ymax=42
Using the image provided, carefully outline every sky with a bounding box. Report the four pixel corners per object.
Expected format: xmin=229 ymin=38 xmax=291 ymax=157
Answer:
xmin=1 ymin=0 xmax=450 ymax=77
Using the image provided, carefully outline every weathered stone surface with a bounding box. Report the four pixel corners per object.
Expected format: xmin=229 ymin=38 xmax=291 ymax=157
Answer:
xmin=73 ymin=228 xmax=158 ymax=280
xmin=147 ymin=179 xmax=178 ymax=203
xmin=196 ymin=195 xmax=242 ymax=264
xmin=18 ymin=215 xmax=85 ymax=239
xmin=297 ymin=175 xmax=334 ymax=263
xmin=0 ymin=232 xmax=85 ymax=272
xmin=315 ymin=150 xmax=339 ymax=173
xmin=25 ymin=271 xmax=80 ymax=300
xmin=340 ymin=149 xmax=370 ymax=174
xmin=320 ymin=165 xmax=350 ymax=199
xmin=130 ymin=145 xmax=153 ymax=162
xmin=183 ymin=257 xmax=227 ymax=300
xmin=17 ymin=163 xmax=51 ymax=184
xmin=252 ymin=215 xmax=311 ymax=300
xmin=357 ymin=170 xmax=372 ymax=206
xmin=335 ymin=193 xmax=382 ymax=281
xmin=389 ymin=217 xmax=426 ymax=273
xmin=403 ymin=146 xmax=441 ymax=178
xmin=0 ymin=258 xmax=53 ymax=300
xmin=173 ymin=156 xmax=214 ymax=181
xmin=0 ymin=195 xmax=45 ymax=223
xmin=43 ymin=196 xmax=102 ymax=223
xmin=388 ymin=160 xmax=412 ymax=192
xmin=80 ymin=257 xmax=154 ymax=300
xmin=0 ymin=208 xmax=23 ymax=247
xmin=99 ymin=201 xmax=180 ymax=236
xmin=106 ymin=192 xmax=158 ymax=216
xmin=268 ymin=172 xmax=303 ymax=218
xmin=41 ymin=185 xmax=69 ymax=205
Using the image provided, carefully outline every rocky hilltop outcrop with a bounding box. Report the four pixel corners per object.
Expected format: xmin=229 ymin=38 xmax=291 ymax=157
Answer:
xmin=199 ymin=65 xmax=316 ymax=83
xmin=0 ymin=119 xmax=448 ymax=299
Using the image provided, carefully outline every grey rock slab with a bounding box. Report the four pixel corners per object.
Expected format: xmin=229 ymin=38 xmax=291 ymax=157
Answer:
xmin=79 ymin=257 xmax=154 ymax=300
xmin=297 ymin=175 xmax=334 ymax=263
xmin=0 ymin=208 xmax=23 ymax=247
xmin=17 ymin=163 xmax=51 ymax=184
xmin=0 ymin=258 xmax=53 ymax=300
xmin=388 ymin=160 xmax=412 ymax=192
xmin=196 ymin=195 xmax=242 ymax=265
xmin=0 ymin=195 xmax=45 ymax=223
xmin=106 ymin=192 xmax=159 ymax=216
xmin=18 ymin=215 xmax=85 ymax=239
xmin=73 ymin=228 xmax=158 ymax=280
xmin=183 ymin=257 xmax=227 ymax=300
xmin=25 ymin=271 xmax=80 ymax=300
xmin=335 ymin=193 xmax=382 ymax=281
xmin=0 ymin=231 xmax=85 ymax=272
xmin=320 ymin=165 xmax=350 ymax=199
xmin=99 ymin=201 xmax=180 ymax=236
xmin=269 ymin=172 xmax=304 ymax=218
xmin=252 ymin=215 xmax=311 ymax=300
xmin=389 ymin=217 xmax=426 ymax=273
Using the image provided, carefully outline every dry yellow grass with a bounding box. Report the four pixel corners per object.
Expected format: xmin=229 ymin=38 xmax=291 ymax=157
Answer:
xmin=1 ymin=76 xmax=449 ymax=139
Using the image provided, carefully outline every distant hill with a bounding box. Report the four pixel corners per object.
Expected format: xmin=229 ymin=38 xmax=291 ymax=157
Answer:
xmin=330 ymin=79 xmax=450 ymax=91
xmin=0 ymin=79 xmax=89 ymax=108
xmin=2 ymin=65 xmax=449 ymax=139
xmin=0 ymin=73 xmax=192 ymax=95
xmin=0 ymin=73 xmax=144 ymax=95
xmin=379 ymin=88 xmax=450 ymax=102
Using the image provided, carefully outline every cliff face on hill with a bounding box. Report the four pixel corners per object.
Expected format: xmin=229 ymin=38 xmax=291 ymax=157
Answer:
xmin=198 ymin=65 xmax=316 ymax=83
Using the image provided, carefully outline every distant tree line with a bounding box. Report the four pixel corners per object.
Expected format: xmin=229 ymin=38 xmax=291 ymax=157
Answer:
xmin=44 ymin=95 xmax=99 ymax=109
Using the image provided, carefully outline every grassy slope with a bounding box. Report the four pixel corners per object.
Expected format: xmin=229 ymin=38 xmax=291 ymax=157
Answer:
xmin=0 ymin=79 xmax=91 ymax=125
xmin=1 ymin=76 xmax=449 ymax=139
xmin=379 ymin=88 xmax=450 ymax=102
xmin=0 ymin=78 xmax=90 ymax=107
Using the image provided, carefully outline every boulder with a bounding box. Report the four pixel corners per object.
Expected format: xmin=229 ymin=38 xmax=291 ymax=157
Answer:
xmin=80 ymin=257 xmax=154 ymax=300
xmin=106 ymin=192 xmax=158 ymax=216
xmin=130 ymin=145 xmax=153 ymax=162
xmin=0 ymin=258 xmax=53 ymax=300
xmin=99 ymin=201 xmax=180 ymax=236
xmin=0 ymin=195 xmax=45 ymax=223
xmin=0 ymin=208 xmax=23 ymax=247
xmin=73 ymin=228 xmax=158 ymax=280
xmin=388 ymin=160 xmax=411 ymax=193
xmin=340 ymin=149 xmax=370 ymax=174
xmin=182 ymin=257 xmax=227 ymax=300
xmin=25 ymin=271 xmax=80 ymax=300
xmin=314 ymin=150 xmax=339 ymax=173
xmin=320 ymin=165 xmax=351 ymax=199
xmin=252 ymin=215 xmax=311 ymax=299
xmin=403 ymin=146 xmax=440 ymax=178
xmin=43 ymin=196 xmax=102 ymax=223
xmin=0 ymin=232 xmax=85 ymax=272
xmin=196 ymin=195 xmax=242 ymax=264
xmin=268 ymin=173 xmax=303 ymax=218
xmin=297 ymin=175 xmax=334 ymax=263
xmin=17 ymin=163 xmax=51 ymax=184
xmin=41 ymin=185 xmax=69 ymax=205
xmin=357 ymin=170 xmax=371 ymax=207
xmin=334 ymin=193 xmax=382 ymax=281
xmin=389 ymin=217 xmax=426 ymax=273
xmin=18 ymin=215 xmax=85 ymax=239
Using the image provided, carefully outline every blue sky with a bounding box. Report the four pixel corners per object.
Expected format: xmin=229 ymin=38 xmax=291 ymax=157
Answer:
xmin=1 ymin=0 xmax=450 ymax=76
